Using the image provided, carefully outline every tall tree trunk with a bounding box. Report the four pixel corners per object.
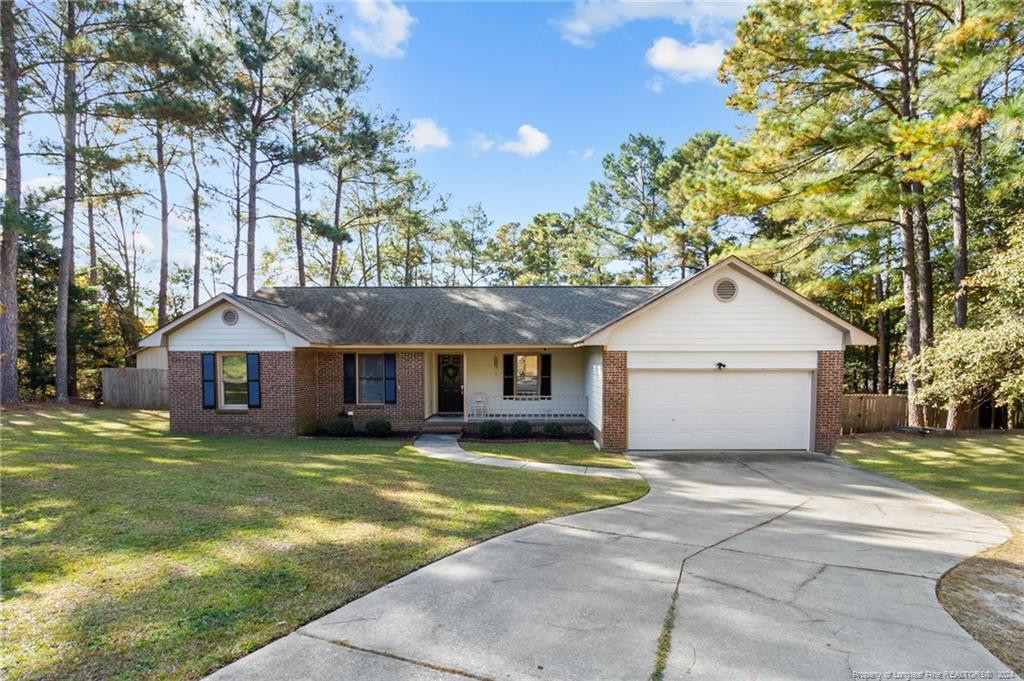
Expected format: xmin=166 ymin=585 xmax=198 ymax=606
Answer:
xmin=874 ymin=271 xmax=889 ymax=394
xmin=900 ymin=198 xmax=923 ymax=427
xmin=911 ymin=183 xmax=933 ymax=347
xmin=944 ymin=148 xmax=971 ymax=429
xmin=55 ymin=0 xmax=77 ymax=404
xmin=156 ymin=122 xmax=169 ymax=327
xmin=86 ymin=194 xmax=95 ymax=282
xmin=946 ymin=0 xmax=972 ymax=430
xmin=898 ymin=2 xmax=923 ymax=426
xmin=330 ymin=167 xmax=343 ymax=286
xmin=83 ymin=123 xmax=96 ymax=285
xmin=291 ymin=114 xmax=305 ymax=286
xmin=189 ymin=132 xmax=202 ymax=309
xmin=231 ymin=153 xmax=241 ymax=294
xmin=374 ymin=223 xmax=383 ymax=286
xmin=357 ymin=224 xmax=367 ymax=286
xmin=950 ymin=2 xmax=969 ymax=331
xmin=246 ymin=134 xmax=258 ymax=295
xmin=1 ymin=0 xmax=21 ymax=405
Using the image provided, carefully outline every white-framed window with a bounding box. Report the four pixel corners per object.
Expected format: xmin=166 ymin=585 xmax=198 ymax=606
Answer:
xmin=358 ymin=353 xmax=386 ymax=404
xmin=514 ymin=353 xmax=540 ymax=396
xmin=218 ymin=352 xmax=249 ymax=409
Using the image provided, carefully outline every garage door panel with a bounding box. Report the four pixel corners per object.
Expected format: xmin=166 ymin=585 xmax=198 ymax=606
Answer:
xmin=628 ymin=370 xmax=811 ymax=450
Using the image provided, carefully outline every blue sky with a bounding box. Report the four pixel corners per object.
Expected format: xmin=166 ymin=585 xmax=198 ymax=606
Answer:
xmin=359 ymin=0 xmax=749 ymax=226
xmin=18 ymin=1 xmax=751 ymax=292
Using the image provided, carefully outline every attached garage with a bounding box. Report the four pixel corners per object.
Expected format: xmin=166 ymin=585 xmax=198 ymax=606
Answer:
xmin=577 ymin=256 xmax=876 ymax=453
xmin=628 ymin=369 xmax=812 ymax=450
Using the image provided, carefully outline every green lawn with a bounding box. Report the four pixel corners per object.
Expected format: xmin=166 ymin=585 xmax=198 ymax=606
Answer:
xmin=461 ymin=440 xmax=635 ymax=469
xmin=836 ymin=432 xmax=1024 ymax=676
xmin=0 ymin=408 xmax=647 ymax=680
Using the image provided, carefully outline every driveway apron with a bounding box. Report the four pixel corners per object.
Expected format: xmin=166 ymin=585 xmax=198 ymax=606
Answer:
xmin=208 ymin=451 xmax=1016 ymax=681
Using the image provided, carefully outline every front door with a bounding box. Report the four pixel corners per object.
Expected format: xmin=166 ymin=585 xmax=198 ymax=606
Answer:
xmin=437 ymin=355 xmax=464 ymax=414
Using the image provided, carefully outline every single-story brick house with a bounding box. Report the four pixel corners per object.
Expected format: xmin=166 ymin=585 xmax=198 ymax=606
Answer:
xmin=138 ymin=256 xmax=873 ymax=452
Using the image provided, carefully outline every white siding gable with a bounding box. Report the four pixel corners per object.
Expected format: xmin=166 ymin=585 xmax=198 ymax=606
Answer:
xmin=606 ymin=265 xmax=845 ymax=352
xmin=135 ymin=346 xmax=168 ymax=369
xmin=167 ymin=303 xmax=291 ymax=351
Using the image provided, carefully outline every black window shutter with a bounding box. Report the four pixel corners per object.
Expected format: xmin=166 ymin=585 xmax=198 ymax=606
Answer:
xmin=246 ymin=353 xmax=261 ymax=408
xmin=384 ymin=354 xmax=397 ymax=404
xmin=540 ymin=354 xmax=552 ymax=396
xmin=343 ymin=353 xmax=356 ymax=403
xmin=502 ymin=354 xmax=514 ymax=396
xmin=201 ymin=353 xmax=216 ymax=409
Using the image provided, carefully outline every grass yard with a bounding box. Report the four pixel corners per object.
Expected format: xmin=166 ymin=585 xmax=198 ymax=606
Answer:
xmin=836 ymin=432 xmax=1024 ymax=676
xmin=0 ymin=408 xmax=647 ymax=680
xmin=461 ymin=440 xmax=634 ymax=469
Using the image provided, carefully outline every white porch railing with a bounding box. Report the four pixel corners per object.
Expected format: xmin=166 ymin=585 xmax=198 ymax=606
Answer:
xmin=468 ymin=393 xmax=588 ymax=420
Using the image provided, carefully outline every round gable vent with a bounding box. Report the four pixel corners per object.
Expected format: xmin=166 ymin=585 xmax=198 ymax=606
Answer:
xmin=221 ymin=308 xmax=239 ymax=326
xmin=713 ymin=277 xmax=738 ymax=302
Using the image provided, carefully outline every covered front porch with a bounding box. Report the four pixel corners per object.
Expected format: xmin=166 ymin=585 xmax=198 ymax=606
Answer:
xmin=422 ymin=347 xmax=600 ymax=423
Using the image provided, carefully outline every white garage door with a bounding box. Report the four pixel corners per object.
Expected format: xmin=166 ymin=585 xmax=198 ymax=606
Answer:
xmin=628 ymin=370 xmax=812 ymax=450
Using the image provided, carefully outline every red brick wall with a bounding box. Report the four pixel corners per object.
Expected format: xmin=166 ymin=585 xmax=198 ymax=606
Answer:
xmin=293 ymin=350 xmax=318 ymax=434
xmin=314 ymin=351 xmax=344 ymax=424
xmin=814 ymin=350 xmax=844 ymax=453
xmin=601 ymin=349 xmax=628 ymax=451
xmin=313 ymin=350 xmax=425 ymax=432
xmin=169 ymin=349 xmax=427 ymax=436
xmin=168 ymin=351 xmax=300 ymax=436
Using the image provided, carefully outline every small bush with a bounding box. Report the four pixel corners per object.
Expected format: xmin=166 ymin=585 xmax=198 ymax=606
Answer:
xmin=542 ymin=422 xmax=565 ymax=439
xmin=364 ymin=418 xmax=393 ymax=437
xmin=509 ymin=420 xmax=532 ymax=438
xmin=478 ymin=420 xmax=504 ymax=439
xmin=325 ymin=417 xmax=355 ymax=437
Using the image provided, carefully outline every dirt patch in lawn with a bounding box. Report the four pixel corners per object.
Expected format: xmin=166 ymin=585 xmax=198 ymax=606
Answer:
xmin=837 ymin=431 xmax=1024 ymax=676
xmin=938 ymin=518 xmax=1024 ymax=674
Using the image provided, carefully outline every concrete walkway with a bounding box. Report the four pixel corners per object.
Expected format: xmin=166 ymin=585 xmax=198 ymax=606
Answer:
xmin=411 ymin=433 xmax=644 ymax=480
xmin=208 ymin=450 xmax=1017 ymax=681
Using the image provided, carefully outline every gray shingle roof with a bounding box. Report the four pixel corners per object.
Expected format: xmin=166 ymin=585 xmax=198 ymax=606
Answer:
xmin=236 ymin=286 xmax=664 ymax=346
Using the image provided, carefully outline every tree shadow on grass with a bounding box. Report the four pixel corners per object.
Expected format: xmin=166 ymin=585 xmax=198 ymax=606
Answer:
xmin=2 ymin=408 xmax=645 ymax=680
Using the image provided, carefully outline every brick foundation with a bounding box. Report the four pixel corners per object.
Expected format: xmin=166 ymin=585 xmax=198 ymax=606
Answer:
xmin=814 ymin=350 xmax=844 ymax=453
xmin=600 ymin=349 xmax=628 ymax=451
xmin=169 ymin=351 xmax=303 ymax=436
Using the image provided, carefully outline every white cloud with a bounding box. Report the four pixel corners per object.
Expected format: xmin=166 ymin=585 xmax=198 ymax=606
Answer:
xmin=646 ymin=76 xmax=665 ymax=93
xmin=580 ymin=148 xmax=595 ymax=160
xmin=498 ymin=124 xmax=550 ymax=158
xmin=467 ymin=131 xmax=495 ymax=154
xmin=408 ymin=118 xmax=451 ymax=151
xmin=25 ymin=175 xmax=64 ymax=191
xmin=171 ymin=250 xmax=194 ymax=266
xmin=558 ymin=1 xmax=747 ymax=47
xmin=349 ymin=0 xmax=415 ymax=59
xmin=645 ymin=37 xmax=724 ymax=82
xmin=131 ymin=230 xmax=154 ymax=255
xmin=169 ymin=211 xmax=194 ymax=232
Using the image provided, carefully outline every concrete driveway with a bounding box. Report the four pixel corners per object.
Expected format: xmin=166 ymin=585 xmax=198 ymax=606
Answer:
xmin=208 ymin=451 xmax=1017 ymax=681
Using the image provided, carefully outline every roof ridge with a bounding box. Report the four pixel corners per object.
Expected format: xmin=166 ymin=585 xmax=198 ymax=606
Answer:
xmin=228 ymin=292 xmax=291 ymax=308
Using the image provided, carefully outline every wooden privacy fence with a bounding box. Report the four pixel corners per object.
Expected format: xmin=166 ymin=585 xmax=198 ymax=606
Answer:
xmin=841 ymin=394 xmax=960 ymax=434
xmin=101 ymin=368 xmax=169 ymax=409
